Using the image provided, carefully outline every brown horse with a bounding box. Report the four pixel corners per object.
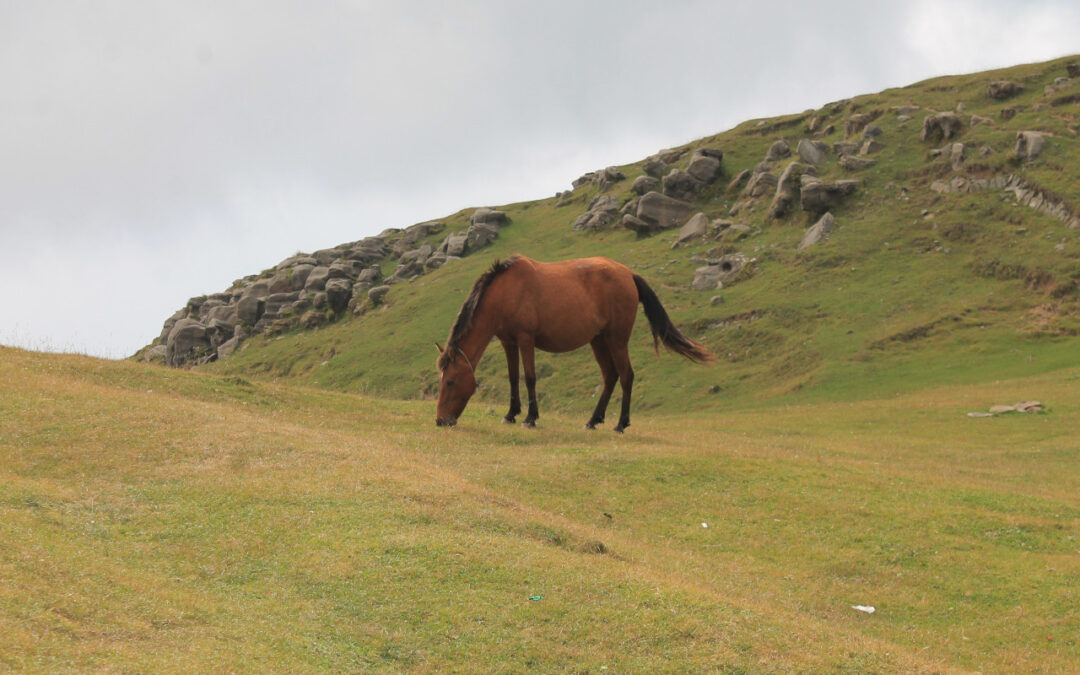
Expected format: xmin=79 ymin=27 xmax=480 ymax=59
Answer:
xmin=435 ymin=255 xmax=713 ymax=431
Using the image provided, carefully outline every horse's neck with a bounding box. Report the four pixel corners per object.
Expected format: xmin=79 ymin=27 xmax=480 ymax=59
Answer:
xmin=459 ymin=303 xmax=496 ymax=364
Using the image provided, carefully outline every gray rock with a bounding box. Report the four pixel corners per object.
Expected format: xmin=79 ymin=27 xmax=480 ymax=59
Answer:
xmin=471 ymin=207 xmax=509 ymax=227
xmin=673 ymin=212 xmax=709 ymax=247
xmin=216 ymin=336 xmax=240 ymax=360
xmin=798 ymin=212 xmax=835 ymax=249
xmin=288 ymin=264 xmax=315 ymax=290
xmin=642 ymin=157 xmax=668 ymax=178
xmin=312 ymin=248 xmax=343 ymax=266
xmin=328 ymin=260 xmax=359 ymax=280
xmin=141 ymin=344 xmax=168 ymax=364
xmin=692 ymin=254 xmax=748 ymax=290
xmin=743 ymin=171 xmax=778 ymax=198
xmin=572 ymin=194 xmax=622 ymax=231
xmin=303 ymin=266 xmax=330 ymax=291
xmin=987 ymin=80 xmax=1024 ymax=99
xmin=765 ymin=139 xmax=791 ymax=161
xmin=324 ymin=278 xmax=353 ymax=313
xmin=622 ymin=214 xmax=656 ymax=236
xmin=859 ymin=139 xmax=883 ymax=155
xmin=1014 ymin=131 xmax=1046 ymax=161
xmin=662 ymin=168 xmax=703 ymax=201
xmin=726 ymin=169 xmax=751 ymax=192
xmin=833 ymin=140 xmax=861 ymax=156
xmin=368 ymin=285 xmax=390 ymax=304
xmin=800 ymin=178 xmax=858 ymax=214
xmin=635 ymin=191 xmax=696 ymax=232
xmin=796 ymin=139 xmax=828 ymax=164
xmin=949 ymin=142 xmax=966 ymax=171
xmin=275 ymin=254 xmax=319 ymax=271
xmin=840 ymin=155 xmax=876 ymax=170
xmin=686 ymin=151 xmax=722 ymax=183
xmin=861 ymin=125 xmax=883 ymax=139
xmin=357 ymin=266 xmax=383 ymax=284
xmin=166 ymin=318 xmax=209 ymax=367
xmin=921 ymin=112 xmax=963 ymax=143
xmin=768 ymin=161 xmax=815 ymax=219
xmin=443 ymin=232 xmax=469 ymax=257
xmin=236 ymin=296 xmax=264 ymax=325
xmin=632 ymin=175 xmax=660 ymax=195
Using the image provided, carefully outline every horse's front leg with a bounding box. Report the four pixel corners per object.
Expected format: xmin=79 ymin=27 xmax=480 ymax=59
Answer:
xmin=519 ymin=337 xmax=539 ymax=428
xmin=501 ymin=340 xmax=521 ymax=423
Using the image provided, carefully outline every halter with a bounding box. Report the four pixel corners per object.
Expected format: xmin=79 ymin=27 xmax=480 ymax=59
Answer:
xmin=456 ymin=347 xmax=475 ymax=374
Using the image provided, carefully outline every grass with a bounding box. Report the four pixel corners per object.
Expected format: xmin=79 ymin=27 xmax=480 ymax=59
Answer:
xmin=3 ymin=344 xmax=1078 ymax=672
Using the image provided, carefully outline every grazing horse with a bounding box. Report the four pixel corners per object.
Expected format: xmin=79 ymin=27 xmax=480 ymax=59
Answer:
xmin=435 ymin=255 xmax=714 ymax=431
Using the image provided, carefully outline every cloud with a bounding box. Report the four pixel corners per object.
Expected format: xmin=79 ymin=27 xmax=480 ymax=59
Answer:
xmin=1 ymin=1 xmax=1077 ymax=357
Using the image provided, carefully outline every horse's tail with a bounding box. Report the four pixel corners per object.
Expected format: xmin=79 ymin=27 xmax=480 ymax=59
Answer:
xmin=633 ymin=274 xmax=715 ymax=363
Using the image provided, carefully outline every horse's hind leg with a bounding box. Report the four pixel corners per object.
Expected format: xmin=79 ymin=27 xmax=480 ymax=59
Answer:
xmin=501 ymin=340 xmax=521 ymax=423
xmin=586 ymin=337 xmax=617 ymax=429
xmin=519 ymin=336 xmax=540 ymax=428
xmin=609 ymin=344 xmax=635 ymax=433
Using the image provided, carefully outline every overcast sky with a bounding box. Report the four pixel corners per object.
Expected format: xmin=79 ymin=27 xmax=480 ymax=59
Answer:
xmin=2 ymin=0 xmax=1078 ymax=358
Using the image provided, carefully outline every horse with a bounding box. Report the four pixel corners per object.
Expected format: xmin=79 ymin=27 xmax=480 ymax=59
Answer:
xmin=435 ymin=255 xmax=714 ymax=431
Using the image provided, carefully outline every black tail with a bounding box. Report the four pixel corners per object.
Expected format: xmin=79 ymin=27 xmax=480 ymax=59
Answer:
xmin=633 ymin=274 xmax=715 ymax=363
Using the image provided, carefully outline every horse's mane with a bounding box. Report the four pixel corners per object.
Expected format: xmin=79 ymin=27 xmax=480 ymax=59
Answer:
xmin=438 ymin=256 xmax=518 ymax=371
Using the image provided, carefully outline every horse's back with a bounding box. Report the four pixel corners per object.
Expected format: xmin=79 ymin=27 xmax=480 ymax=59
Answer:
xmin=493 ymin=256 xmax=639 ymax=351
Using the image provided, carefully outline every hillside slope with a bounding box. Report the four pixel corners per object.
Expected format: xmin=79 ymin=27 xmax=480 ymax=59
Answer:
xmin=140 ymin=55 xmax=1080 ymax=417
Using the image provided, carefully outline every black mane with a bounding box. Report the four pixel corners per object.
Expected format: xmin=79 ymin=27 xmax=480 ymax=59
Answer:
xmin=438 ymin=256 xmax=518 ymax=370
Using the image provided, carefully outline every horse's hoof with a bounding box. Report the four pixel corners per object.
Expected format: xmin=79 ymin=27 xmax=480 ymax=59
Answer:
xmin=585 ymin=423 xmax=596 ymax=430
xmin=522 ymin=420 xmax=536 ymax=429
xmin=503 ymin=416 xmax=516 ymax=424
xmin=613 ymin=425 xmax=626 ymax=433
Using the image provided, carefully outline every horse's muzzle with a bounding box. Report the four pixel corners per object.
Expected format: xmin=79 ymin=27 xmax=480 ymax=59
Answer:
xmin=435 ymin=416 xmax=456 ymax=428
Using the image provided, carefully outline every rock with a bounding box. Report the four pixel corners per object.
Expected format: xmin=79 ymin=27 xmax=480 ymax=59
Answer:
xmin=949 ymin=142 xmax=966 ymax=171
xmin=216 ymin=335 xmax=240 ymax=360
xmin=859 ymin=138 xmax=883 ymax=155
xmin=796 ymin=139 xmax=828 ymax=164
xmin=141 ymin=344 xmax=168 ymax=364
xmin=833 ymin=140 xmax=861 ymax=156
xmin=324 ymin=278 xmax=353 ymax=313
xmin=844 ymin=113 xmax=877 ymax=138
xmin=205 ymin=318 xmax=234 ymax=348
xmin=969 ymin=114 xmax=993 ymax=127
xmin=312 ymin=248 xmax=342 ymax=266
xmin=1000 ymin=106 xmax=1018 ymax=121
xmin=357 ymin=266 xmax=382 ymax=284
xmin=466 ymin=222 xmax=498 ymax=250
xmin=662 ymin=168 xmax=703 ymax=201
xmin=1014 ymin=131 xmax=1046 ymax=161
xmin=798 ymin=212 xmax=835 ymax=249
xmin=632 ymin=175 xmax=660 ymax=195
xmin=800 ymin=178 xmax=858 ymax=214
xmin=263 ymin=292 xmax=300 ymax=319
xmin=236 ymin=296 xmax=265 ymax=325
xmin=368 ymin=285 xmax=390 ymax=304
xmin=622 ymin=214 xmax=655 ymax=236
xmin=303 ymin=266 xmax=330 ymax=291
xmin=673 ymin=212 xmax=709 ymax=247
xmin=166 ymin=318 xmax=209 ymax=367
xmin=642 ymin=157 xmax=668 ymax=178
xmin=443 ymin=232 xmax=469 ymax=257
xmin=921 ymin=112 xmax=963 ymax=143
xmin=840 ymin=155 xmax=875 ymax=170
xmin=425 ymin=253 xmax=447 ymax=270
xmin=288 ymin=264 xmax=315 ymax=290
xmin=275 ymin=254 xmax=319 ymax=271
xmin=768 ymin=161 xmax=815 ymax=219
xmin=573 ymin=194 xmax=622 ymax=231
xmin=686 ymin=152 xmax=722 ymax=184
xmin=726 ymin=169 xmax=750 ymax=193
xmin=861 ymin=125 xmax=882 ymax=139
xmin=267 ymin=272 xmax=292 ymax=294
xmin=765 ymin=139 xmax=791 ymax=161
xmin=987 ymin=80 xmax=1024 ymax=99
xmin=471 ymin=208 xmax=509 ymax=227
xmin=328 ymin=260 xmax=358 ymax=280
xmin=635 ymin=191 xmax=696 ymax=232
xmin=1014 ymin=400 xmax=1043 ymax=413
xmin=692 ymin=254 xmax=748 ymax=290
xmin=710 ymin=295 xmax=724 ymax=306
xmin=743 ymin=171 xmax=778 ymax=198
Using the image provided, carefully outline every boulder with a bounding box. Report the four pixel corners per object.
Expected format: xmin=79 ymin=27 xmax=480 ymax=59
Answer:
xmin=686 ymin=150 xmax=723 ymax=183
xmin=471 ymin=207 xmax=509 ymax=227
xmin=800 ymin=178 xmax=858 ymax=214
xmin=768 ymin=162 xmax=815 ymax=219
xmin=833 ymin=140 xmax=861 ymax=156
xmin=205 ymin=318 xmax=234 ymax=348
xmin=662 ymin=168 xmax=703 ymax=201
xmin=275 ymin=254 xmax=319 ymax=271
xmin=466 ymin=222 xmax=498 ymax=250
xmin=861 ymin=125 xmax=883 ymax=139
xmin=635 ymin=191 xmax=696 ymax=232
xmin=840 ymin=155 xmax=875 ymax=170
xmin=987 ymin=80 xmax=1024 ymax=99
xmin=141 ymin=344 xmax=168 ymax=364
xmin=632 ymin=175 xmax=660 ymax=195
xmin=859 ymin=138 xmax=883 ymax=155
xmin=236 ymin=296 xmax=265 ymax=325
xmin=288 ymin=264 xmax=315 ymax=290
xmin=622 ymin=214 xmax=656 ymax=236
xmin=642 ymin=157 xmax=668 ymax=178
xmin=673 ymin=212 xmax=709 ymax=247
xmin=844 ymin=113 xmax=877 ymax=138
xmin=443 ymin=232 xmax=469 ymax=257
xmin=312 ymin=248 xmax=343 ymax=266
xmin=303 ymin=266 xmax=330 ymax=291
xmin=357 ymin=266 xmax=382 ymax=284
xmin=743 ymin=171 xmax=778 ymax=198
xmin=765 ymin=139 xmax=791 ymax=161
xmin=948 ymin=142 xmax=966 ymax=171
xmin=268 ymin=272 xmax=292 ymax=294
xmin=726 ymin=169 xmax=750 ymax=193
xmin=692 ymin=254 xmax=748 ymax=290
xmin=216 ymin=336 xmax=241 ymax=360
xmin=324 ymin=278 xmax=353 ymax=313
xmin=263 ymin=292 xmax=300 ymax=319
xmin=327 ymin=260 xmax=358 ymax=280
xmin=166 ymin=318 xmax=209 ymax=367
xmin=798 ymin=212 xmax=835 ymax=249
xmin=921 ymin=112 xmax=963 ymax=143
xmin=240 ymin=279 xmax=271 ymax=300
xmin=572 ymin=194 xmax=621 ymax=231
xmin=1014 ymin=131 xmax=1046 ymax=161
xmin=796 ymin=139 xmax=828 ymax=165
xmin=368 ymin=285 xmax=390 ymax=304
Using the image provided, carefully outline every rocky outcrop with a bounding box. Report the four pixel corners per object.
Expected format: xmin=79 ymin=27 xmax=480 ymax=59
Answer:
xmin=573 ymin=166 xmax=626 ymax=191
xmin=800 ymin=176 xmax=859 ymax=215
xmin=768 ymin=162 xmax=815 ymax=219
xmin=632 ymin=175 xmax=660 ymax=195
xmin=627 ymin=191 xmax=695 ymax=235
xmin=987 ymin=80 xmax=1024 ymax=100
xmin=672 ymin=212 xmax=709 ymax=247
xmin=765 ymin=140 xmax=791 ymax=161
xmin=692 ymin=254 xmax=749 ymax=290
xmin=573 ymin=194 xmax=622 ymax=231
xmin=1014 ymin=131 xmax=1046 ymax=161
xmin=796 ymin=139 xmax=828 ymax=165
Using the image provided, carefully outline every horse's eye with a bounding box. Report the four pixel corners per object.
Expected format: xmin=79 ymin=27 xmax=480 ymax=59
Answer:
xmin=446 ymin=380 xmax=455 ymax=387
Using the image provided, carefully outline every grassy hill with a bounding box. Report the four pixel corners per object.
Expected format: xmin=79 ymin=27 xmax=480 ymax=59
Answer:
xmin=3 ymin=345 xmax=1078 ymax=671
xmin=177 ymin=54 xmax=1080 ymax=424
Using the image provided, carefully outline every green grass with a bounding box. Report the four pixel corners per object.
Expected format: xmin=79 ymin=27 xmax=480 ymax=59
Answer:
xmin=3 ymin=345 xmax=1078 ymax=672
xmin=195 ymin=54 xmax=1080 ymax=424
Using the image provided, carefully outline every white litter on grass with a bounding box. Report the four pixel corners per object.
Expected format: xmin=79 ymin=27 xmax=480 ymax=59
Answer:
xmin=851 ymin=605 xmax=875 ymax=614
xmin=701 ymin=522 xmax=708 ymax=528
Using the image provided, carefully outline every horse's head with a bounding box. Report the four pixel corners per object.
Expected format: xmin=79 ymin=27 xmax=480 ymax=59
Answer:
xmin=435 ymin=344 xmax=476 ymax=427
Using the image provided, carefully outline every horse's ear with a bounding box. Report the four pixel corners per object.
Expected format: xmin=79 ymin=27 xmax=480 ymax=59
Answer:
xmin=435 ymin=342 xmax=445 ymax=353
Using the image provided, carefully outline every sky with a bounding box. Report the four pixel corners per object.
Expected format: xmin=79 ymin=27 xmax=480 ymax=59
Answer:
xmin=2 ymin=0 xmax=1078 ymax=358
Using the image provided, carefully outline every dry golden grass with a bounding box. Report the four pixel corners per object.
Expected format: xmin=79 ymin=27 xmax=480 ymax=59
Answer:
xmin=2 ymin=346 xmax=1076 ymax=672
